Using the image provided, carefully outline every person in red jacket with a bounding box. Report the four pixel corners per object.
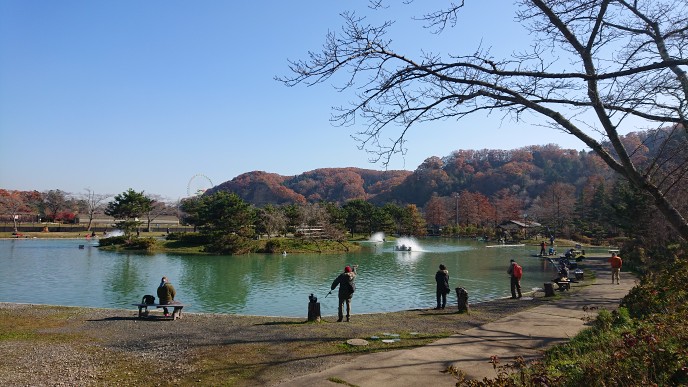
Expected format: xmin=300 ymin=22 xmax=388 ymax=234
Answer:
xmin=507 ymin=259 xmax=523 ymax=299
xmin=608 ymin=253 xmax=623 ymax=284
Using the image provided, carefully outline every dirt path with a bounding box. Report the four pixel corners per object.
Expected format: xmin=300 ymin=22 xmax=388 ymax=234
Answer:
xmin=0 ymin=292 xmax=547 ymax=386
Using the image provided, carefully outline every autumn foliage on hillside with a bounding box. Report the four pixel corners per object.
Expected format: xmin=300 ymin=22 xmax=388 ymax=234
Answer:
xmin=211 ymin=145 xmax=614 ymax=209
xmin=204 ymin=128 xmax=687 ymax=244
xmin=210 ymin=168 xmax=412 ymax=206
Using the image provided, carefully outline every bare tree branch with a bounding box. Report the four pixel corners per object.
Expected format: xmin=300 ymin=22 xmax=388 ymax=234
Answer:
xmin=279 ymin=0 xmax=688 ymax=241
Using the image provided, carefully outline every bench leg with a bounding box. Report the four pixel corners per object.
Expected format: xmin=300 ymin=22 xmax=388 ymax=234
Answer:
xmin=554 ymin=282 xmax=571 ymax=291
xmin=138 ymin=306 xmax=149 ymax=318
xmin=172 ymin=307 xmax=183 ymax=320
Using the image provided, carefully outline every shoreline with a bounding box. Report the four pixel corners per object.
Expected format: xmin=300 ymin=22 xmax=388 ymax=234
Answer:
xmin=0 ymin=287 xmax=553 ymax=386
xmin=0 ymin=292 xmax=528 ymax=319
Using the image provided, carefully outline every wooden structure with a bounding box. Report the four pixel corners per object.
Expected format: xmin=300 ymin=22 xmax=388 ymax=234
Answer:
xmin=77 ymin=214 xmax=181 ymax=226
xmin=497 ymin=220 xmax=542 ymax=239
xmin=132 ymin=303 xmax=186 ymax=320
xmin=554 ymin=279 xmax=571 ymax=291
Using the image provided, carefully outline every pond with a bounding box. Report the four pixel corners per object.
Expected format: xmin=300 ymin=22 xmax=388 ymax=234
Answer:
xmin=0 ymin=236 xmax=591 ymax=317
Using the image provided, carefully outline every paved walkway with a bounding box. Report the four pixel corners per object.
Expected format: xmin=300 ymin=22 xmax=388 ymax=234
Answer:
xmin=277 ymin=256 xmax=634 ymax=387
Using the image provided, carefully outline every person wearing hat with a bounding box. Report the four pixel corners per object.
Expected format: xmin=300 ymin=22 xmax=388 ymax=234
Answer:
xmin=156 ymin=276 xmax=177 ymax=317
xmin=330 ymin=265 xmax=357 ymax=322
xmin=434 ymin=264 xmax=450 ymax=309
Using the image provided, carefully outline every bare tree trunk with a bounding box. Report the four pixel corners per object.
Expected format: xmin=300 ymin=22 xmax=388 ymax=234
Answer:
xmin=279 ymin=1 xmax=688 ymax=242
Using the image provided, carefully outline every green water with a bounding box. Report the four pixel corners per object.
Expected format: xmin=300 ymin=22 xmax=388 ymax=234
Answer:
xmin=0 ymin=237 xmax=584 ymax=317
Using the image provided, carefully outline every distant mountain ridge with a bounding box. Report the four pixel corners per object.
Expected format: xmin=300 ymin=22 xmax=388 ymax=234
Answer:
xmin=209 ymin=145 xmax=612 ymax=207
xmin=210 ymin=129 xmax=681 ymax=208
xmin=208 ymin=168 xmax=412 ymax=206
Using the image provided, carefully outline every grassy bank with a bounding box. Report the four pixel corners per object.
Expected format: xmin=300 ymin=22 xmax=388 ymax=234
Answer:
xmin=454 ymin=253 xmax=688 ymax=386
xmin=2 ymin=231 xmax=363 ymax=255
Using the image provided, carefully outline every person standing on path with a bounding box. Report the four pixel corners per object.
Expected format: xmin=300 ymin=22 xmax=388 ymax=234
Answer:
xmin=156 ymin=276 xmax=177 ymax=317
xmin=507 ymin=259 xmax=523 ymax=299
xmin=331 ymin=265 xmax=357 ymax=322
xmin=608 ymin=253 xmax=623 ymax=284
xmin=539 ymin=241 xmax=547 ymax=256
xmin=434 ymin=264 xmax=450 ymax=309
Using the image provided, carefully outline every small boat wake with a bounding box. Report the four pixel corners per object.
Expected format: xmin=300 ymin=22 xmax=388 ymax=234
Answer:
xmin=393 ymin=237 xmax=424 ymax=252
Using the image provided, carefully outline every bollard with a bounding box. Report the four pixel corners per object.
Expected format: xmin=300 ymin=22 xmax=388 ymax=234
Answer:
xmin=307 ymin=293 xmax=321 ymax=322
xmin=455 ymin=287 xmax=469 ymax=313
xmin=544 ymin=283 xmax=555 ymax=297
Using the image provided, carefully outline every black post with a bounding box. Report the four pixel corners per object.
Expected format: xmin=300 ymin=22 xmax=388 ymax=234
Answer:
xmin=455 ymin=287 xmax=469 ymax=313
xmin=307 ymin=294 xmax=321 ymax=322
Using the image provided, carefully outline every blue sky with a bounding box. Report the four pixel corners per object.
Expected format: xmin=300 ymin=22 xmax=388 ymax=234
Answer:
xmin=1 ymin=1 xmax=595 ymax=200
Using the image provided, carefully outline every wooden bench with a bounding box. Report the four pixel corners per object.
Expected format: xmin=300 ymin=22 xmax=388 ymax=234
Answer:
xmin=132 ymin=303 xmax=186 ymax=320
xmin=553 ymin=279 xmax=571 ymax=291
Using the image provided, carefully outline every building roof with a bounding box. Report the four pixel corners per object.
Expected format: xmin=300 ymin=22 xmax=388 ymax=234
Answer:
xmin=498 ymin=220 xmax=542 ymax=229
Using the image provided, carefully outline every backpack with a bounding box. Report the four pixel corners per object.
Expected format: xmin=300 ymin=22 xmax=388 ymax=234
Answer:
xmin=513 ymin=264 xmax=523 ymax=280
xmin=142 ymin=295 xmax=156 ymax=305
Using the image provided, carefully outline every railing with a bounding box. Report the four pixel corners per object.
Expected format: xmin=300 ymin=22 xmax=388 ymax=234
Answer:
xmin=0 ymin=223 xmax=195 ymax=234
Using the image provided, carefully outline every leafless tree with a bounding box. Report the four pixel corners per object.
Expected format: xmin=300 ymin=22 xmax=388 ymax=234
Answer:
xmin=0 ymin=192 xmax=26 ymax=233
xmin=280 ymin=0 xmax=688 ymax=241
xmin=298 ymin=203 xmax=330 ymax=252
xmin=43 ymin=190 xmax=68 ymax=222
xmin=81 ymin=188 xmax=110 ymax=231
xmin=529 ymin=182 xmax=577 ymax=237
xmin=260 ymin=205 xmax=288 ymax=238
xmin=144 ymin=194 xmax=171 ymax=232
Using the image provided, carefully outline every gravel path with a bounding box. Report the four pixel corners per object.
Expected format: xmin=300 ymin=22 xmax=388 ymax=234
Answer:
xmin=0 ymin=295 xmax=545 ymax=386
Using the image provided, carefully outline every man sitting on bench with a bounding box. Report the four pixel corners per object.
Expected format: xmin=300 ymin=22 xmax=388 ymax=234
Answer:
xmin=157 ymin=276 xmax=177 ymax=317
xmin=552 ymin=265 xmax=571 ymax=290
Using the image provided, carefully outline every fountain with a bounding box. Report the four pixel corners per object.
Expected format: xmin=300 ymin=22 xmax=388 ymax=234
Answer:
xmin=394 ymin=236 xmax=422 ymax=252
xmin=103 ymin=230 xmax=124 ymax=238
xmin=368 ymin=232 xmax=385 ymax=243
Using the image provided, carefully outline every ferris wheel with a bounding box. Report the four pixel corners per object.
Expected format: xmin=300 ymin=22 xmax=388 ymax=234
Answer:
xmin=187 ymin=174 xmax=214 ymax=197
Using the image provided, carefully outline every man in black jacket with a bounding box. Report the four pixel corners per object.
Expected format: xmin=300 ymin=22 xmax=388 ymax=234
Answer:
xmin=435 ymin=264 xmax=450 ymax=309
xmin=331 ymin=265 xmax=357 ymax=322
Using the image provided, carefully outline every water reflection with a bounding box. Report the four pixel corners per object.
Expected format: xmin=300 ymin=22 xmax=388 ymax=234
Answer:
xmin=0 ymin=238 xmax=604 ymax=317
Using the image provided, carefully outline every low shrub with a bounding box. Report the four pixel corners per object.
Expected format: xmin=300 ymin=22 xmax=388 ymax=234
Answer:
xmin=98 ymin=236 xmax=127 ymax=246
xmin=622 ymin=258 xmax=688 ymax=319
xmin=126 ymin=237 xmax=157 ymax=250
xmin=166 ymin=232 xmax=208 ymax=245
xmin=204 ymin=234 xmax=256 ymax=254
xmin=98 ymin=236 xmax=157 ymax=250
xmin=261 ymin=239 xmax=283 ymax=253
